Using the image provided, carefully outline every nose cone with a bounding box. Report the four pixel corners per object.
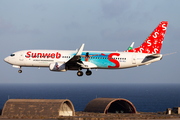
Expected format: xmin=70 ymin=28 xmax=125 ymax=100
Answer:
xmin=4 ymin=57 xmax=9 ymax=63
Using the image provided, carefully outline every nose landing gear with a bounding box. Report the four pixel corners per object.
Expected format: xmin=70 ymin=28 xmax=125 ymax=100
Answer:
xmin=18 ymin=70 xmax=22 ymax=73
xmin=18 ymin=67 xmax=22 ymax=73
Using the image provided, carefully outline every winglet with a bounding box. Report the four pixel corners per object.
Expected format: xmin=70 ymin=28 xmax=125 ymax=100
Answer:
xmin=76 ymin=44 xmax=85 ymax=56
xmin=127 ymin=42 xmax=134 ymax=50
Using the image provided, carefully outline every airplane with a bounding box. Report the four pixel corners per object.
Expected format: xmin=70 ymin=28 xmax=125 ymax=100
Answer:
xmin=4 ymin=21 xmax=168 ymax=76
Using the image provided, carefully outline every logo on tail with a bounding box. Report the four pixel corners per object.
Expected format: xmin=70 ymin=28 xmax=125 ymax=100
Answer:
xmin=126 ymin=21 xmax=168 ymax=54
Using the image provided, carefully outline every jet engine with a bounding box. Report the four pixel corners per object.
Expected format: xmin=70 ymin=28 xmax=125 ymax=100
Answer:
xmin=49 ymin=62 xmax=67 ymax=72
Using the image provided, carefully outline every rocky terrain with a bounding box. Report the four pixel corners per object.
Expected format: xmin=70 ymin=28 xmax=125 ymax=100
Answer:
xmin=1 ymin=112 xmax=180 ymax=120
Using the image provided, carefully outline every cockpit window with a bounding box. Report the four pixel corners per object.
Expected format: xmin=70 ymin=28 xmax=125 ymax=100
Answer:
xmin=10 ymin=54 xmax=15 ymax=57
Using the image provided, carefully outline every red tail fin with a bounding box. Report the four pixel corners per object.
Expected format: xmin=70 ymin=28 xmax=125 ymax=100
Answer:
xmin=126 ymin=21 xmax=168 ymax=54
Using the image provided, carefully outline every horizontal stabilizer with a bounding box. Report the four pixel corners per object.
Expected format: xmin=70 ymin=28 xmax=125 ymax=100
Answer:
xmin=142 ymin=54 xmax=162 ymax=63
xmin=146 ymin=54 xmax=161 ymax=58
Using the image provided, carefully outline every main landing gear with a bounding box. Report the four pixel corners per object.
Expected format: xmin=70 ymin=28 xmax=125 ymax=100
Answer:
xmin=77 ymin=71 xmax=83 ymax=76
xmin=86 ymin=70 xmax=92 ymax=76
xmin=77 ymin=69 xmax=92 ymax=77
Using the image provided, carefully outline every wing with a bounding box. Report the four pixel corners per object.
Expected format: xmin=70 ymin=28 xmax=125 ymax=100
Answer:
xmin=65 ymin=44 xmax=84 ymax=70
xmin=65 ymin=44 xmax=97 ymax=70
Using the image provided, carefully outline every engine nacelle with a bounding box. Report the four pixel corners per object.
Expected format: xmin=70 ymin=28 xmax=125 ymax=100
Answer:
xmin=49 ymin=62 xmax=67 ymax=72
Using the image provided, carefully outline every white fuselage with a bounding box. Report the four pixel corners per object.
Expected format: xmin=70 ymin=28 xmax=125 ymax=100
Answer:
xmin=4 ymin=50 xmax=162 ymax=70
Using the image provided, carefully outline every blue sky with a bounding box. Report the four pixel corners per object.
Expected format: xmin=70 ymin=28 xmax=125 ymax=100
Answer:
xmin=0 ymin=0 xmax=179 ymax=83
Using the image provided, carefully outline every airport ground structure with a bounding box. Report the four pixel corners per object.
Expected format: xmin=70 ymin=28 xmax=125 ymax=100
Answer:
xmin=1 ymin=99 xmax=75 ymax=118
xmin=84 ymin=98 xmax=137 ymax=114
xmin=1 ymin=98 xmax=136 ymax=118
xmin=0 ymin=98 xmax=180 ymax=119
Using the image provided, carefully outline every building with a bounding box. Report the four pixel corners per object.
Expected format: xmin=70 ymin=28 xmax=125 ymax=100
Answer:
xmin=173 ymin=107 xmax=180 ymax=114
xmin=2 ymin=99 xmax=75 ymax=117
xmin=84 ymin=98 xmax=137 ymax=114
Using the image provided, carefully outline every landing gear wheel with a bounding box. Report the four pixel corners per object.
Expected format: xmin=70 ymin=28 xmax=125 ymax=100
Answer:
xmin=77 ymin=71 xmax=83 ymax=76
xmin=18 ymin=70 xmax=22 ymax=73
xmin=86 ymin=70 xmax=92 ymax=76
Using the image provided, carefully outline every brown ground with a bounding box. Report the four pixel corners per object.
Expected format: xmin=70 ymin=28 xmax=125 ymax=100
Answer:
xmin=1 ymin=112 xmax=180 ymax=120
xmin=72 ymin=112 xmax=180 ymax=120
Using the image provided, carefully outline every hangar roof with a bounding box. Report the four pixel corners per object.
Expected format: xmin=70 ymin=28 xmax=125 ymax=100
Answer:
xmin=84 ymin=98 xmax=137 ymax=114
xmin=2 ymin=99 xmax=75 ymax=117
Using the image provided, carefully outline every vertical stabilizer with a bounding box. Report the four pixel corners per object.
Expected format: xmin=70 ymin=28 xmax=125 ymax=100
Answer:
xmin=126 ymin=21 xmax=168 ymax=54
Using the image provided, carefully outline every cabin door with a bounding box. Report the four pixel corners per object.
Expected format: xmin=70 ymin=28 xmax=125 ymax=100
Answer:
xmin=132 ymin=55 xmax=136 ymax=64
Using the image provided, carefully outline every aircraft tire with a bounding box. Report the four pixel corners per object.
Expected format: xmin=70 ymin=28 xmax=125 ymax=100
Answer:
xmin=86 ymin=70 xmax=92 ymax=76
xmin=77 ymin=71 xmax=83 ymax=76
xmin=18 ymin=70 xmax=22 ymax=73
